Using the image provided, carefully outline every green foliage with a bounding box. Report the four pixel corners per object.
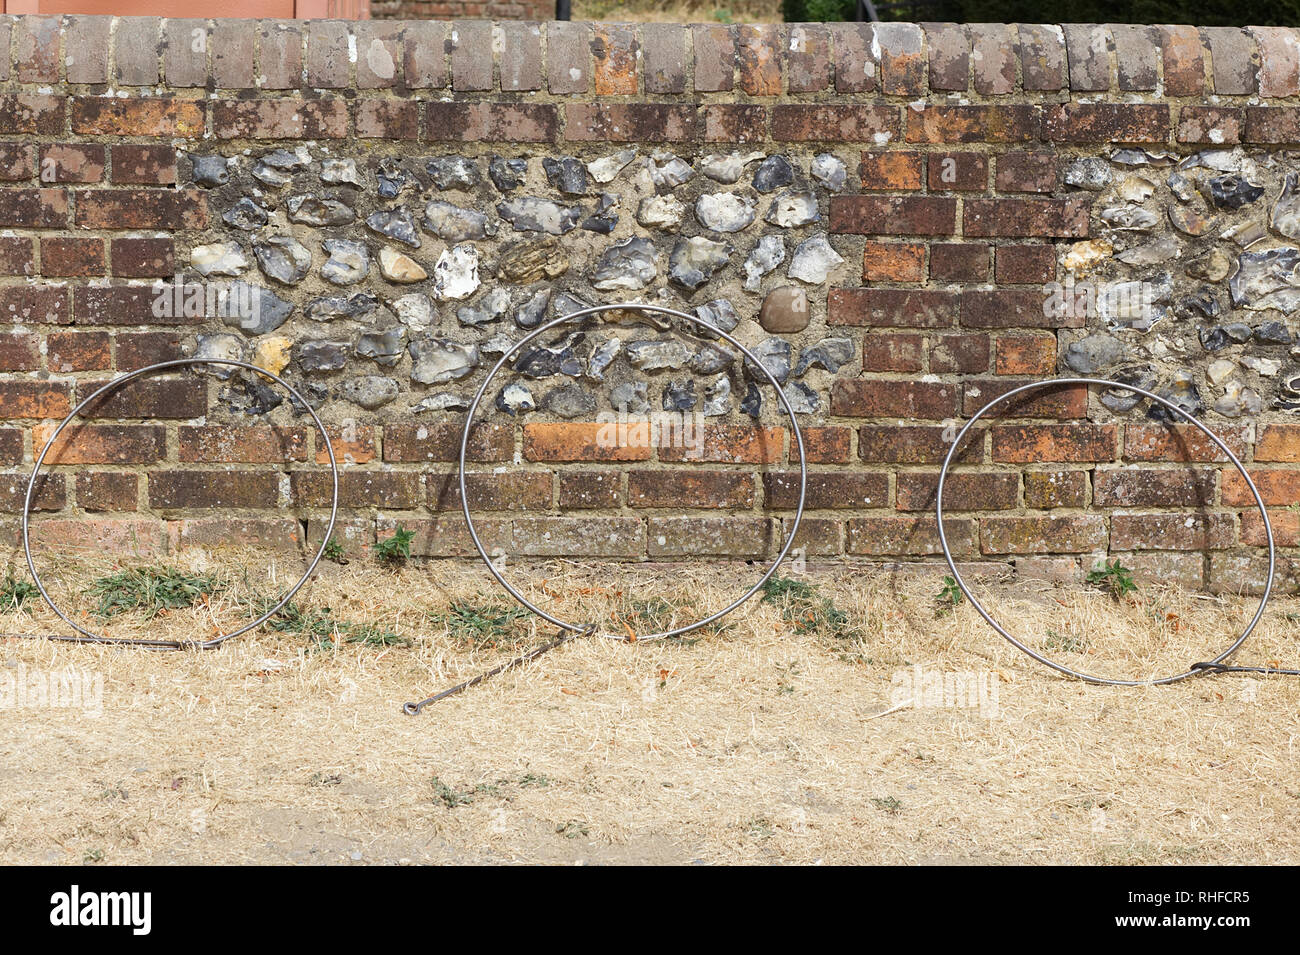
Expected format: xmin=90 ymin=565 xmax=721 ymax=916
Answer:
xmin=262 ymin=599 xmax=410 ymax=650
xmin=784 ymin=0 xmax=854 ymax=21
xmin=374 ymin=527 xmax=415 ymax=565
xmin=86 ymin=566 xmax=222 ymax=619
xmin=434 ymin=600 xmax=530 ymax=649
xmin=871 ymin=795 xmax=903 ymax=814
xmin=322 ymin=537 xmax=346 ymax=563
xmin=0 ymin=575 xmax=38 ymax=611
xmin=934 ymin=575 xmax=964 ymax=616
xmin=761 ymin=576 xmax=855 ymax=639
xmin=430 ymin=776 xmax=474 ymax=809
xmin=1086 ymin=559 xmax=1137 ymax=602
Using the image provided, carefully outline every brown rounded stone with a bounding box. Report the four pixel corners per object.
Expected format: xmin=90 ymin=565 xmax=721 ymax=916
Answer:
xmin=760 ymin=285 xmax=810 ymax=333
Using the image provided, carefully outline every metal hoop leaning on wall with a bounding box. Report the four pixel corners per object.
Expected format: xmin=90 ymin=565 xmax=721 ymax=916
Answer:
xmin=22 ymin=358 xmax=340 ymax=650
xmin=458 ymin=303 xmax=808 ymax=642
xmin=935 ymin=377 xmax=1275 ymax=687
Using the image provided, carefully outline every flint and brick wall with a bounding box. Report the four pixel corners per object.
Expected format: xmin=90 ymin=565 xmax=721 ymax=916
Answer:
xmin=3 ymin=16 xmax=1300 ymax=592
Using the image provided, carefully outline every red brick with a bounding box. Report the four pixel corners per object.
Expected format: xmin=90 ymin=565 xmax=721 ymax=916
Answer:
xmin=991 ymin=424 xmax=1116 ymax=462
xmin=786 ymin=517 xmax=843 ymax=556
xmin=831 ymin=380 xmax=959 ymax=419
xmin=0 ymin=381 xmax=71 ymax=419
xmin=629 ymin=470 xmax=755 ymax=508
xmin=558 ymin=471 xmax=621 ymax=509
xmin=995 ymin=151 xmax=1058 ymax=193
xmin=659 ymin=426 xmax=784 ymax=464
xmin=1024 ymin=470 xmax=1088 ymax=508
xmin=1043 ymin=104 xmax=1170 ymax=143
xmin=1093 ymin=468 xmax=1216 ymax=507
xmin=0 ymin=94 xmax=64 ymax=136
xmin=1124 ymin=424 xmax=1251 ymax=463
xmin=1178 ymin=107 xmax=1243 ymax=145
xmin=831 ymin=22 xmax=877 ymax=93
xmin=858 ymin=150 xmax=923 ymax=190
xmin=801 ymin=427 xmax=851 ymax=464
xmin=0 ymin=143 xmax=35 ymax=181
xmin=828 ymin=288 xmax=956 ymax=328
xmin=521 ymin=422 xmax=651 ymax=463
xmin=1252 ymin=25 xmax=1300 ymax=97
xmin=929 ymin=243 xmax=988 ymax=282
xmin=378 ymin=515 xmax=509 ymax=559
xmin=927 ymin=152 xmax=988 ymax=191
xmin=643 ymin=22 xmax=687 ymax=94
xmin=449 ymin=19 xmax=493 ymax=91
xmin=46 ymin=331 xmax=110 ymax=372
xmin=356 ymin=100 xmax=419 ymax=140
xmin=428 ymin=471 xmax=553 ymax=511
xmin=961 ymin=289 xmax=1078 ymax=329
xmin=1242 ymin=510 xmax=1296 ymax=547
xmin=897 ymin=472 xmax=1018 ymax=512
xmin=925 ymin=22 xmax=969 ymax=91
xmin=1223 ymin=469 xmax=1300 ymax=507
xmin=550 ymin=21 xmax=593 ymax=94
xmin=763 ymin=471 xmax=888 ymax=510
xmin=0 ymin=429 xmax=23 ymax=466
xmin=0 ymin=188 xmax=68 ymax=228
xmin=861 ymin=241 xmax=924 ymax=282
xmin=41 ymin=237 xmax=103 ymax=277
xmin=995 ymin=245 xmax=1056 ymax=284
xmin=1254 ymin=425 xmax=1300 ymax=462
xmin=150 ymin=471 xmax=280 ymax=510
xmin=111 ymin=238 xmax=174 ymax=278
xmin=74 ymin=286 xmax=199 ymax=326
xmin=178 ymin=425 xmax=309 ymax=464
xmin=829 ymin=195 xmax=957 ymax=235
xmin=1110 ymin=514 xmax=1234 ymax=551
xmin=737 ymin=24 xmax=781 ymax=96
xmin=787 ymin=23 xmax=831 ymax=93
xmin=498 ymin=20 xmax=543 ymax=92
xmin=319 ymin=424 xmax=376 ymax=465
xmin=521 ymin=517 xmax=646 ymax=558
xmin=75 ymin=378 xmax=205 ymax=419
xmin=39 ymin=144 xmax=104 ymax=183
xmin=34 ymin=422 xmax=164 ymax=465
xmin=1159 ymin=25 xmax=1206 ymax=97
xmin=702 ymin=105 xmax=767 ymax=144
xmin=383 ymin=421 xmax=512 ymax=463
xmin=875 ymin=22 xmax=926 ymax=96
xmin=905 ymin=105 xmax=1040 ymax=144
xmin=859 ymin=426 xmax=982 ymax=465
xmin=861 ymin=333 xmax=923 ymax=372
xmin=115 ymin=331 xmax=184 ymax=370
xmin=0 ymin=472 xmax=64 ymax=513
xmin=963 ymin=198 xmax=1089 ymax=238
xmin=0 ymin=286 xmax=69 ymax=325
xmin=771 ymin=105 xmax=899 ymax=142
xmin=0 ymin=237 xmax=34 ymax=275
xmin=0 ymin=332 xmax=40 ymax=371
xmin=646 ymin=517 xmax=769 ymax=558
xmin=111 ymin=144 xmax=177 ymax=185
xmin=291 ymin=471 xmax=421 ymax=510
xmin=846 ymin=516 xmax=977 ymax=557
xmin=692 ymin=23 xmax=736 ymax=92
xmin=74 ymin=189 xmax=207 ymax=231
xmin=1243 ymin=107 xmax=1300 ymax=144
xmin=212 ymin=99 xmax=348 ymax=139
xmin=70 ymin=97 xmax=204 ymax=137
xmin=76 ymin=472 xmax=138 ymax=512
xmin=353 ymin=20 xmax=404 ymax=90
xmin=564 ymin=103 xmax=697 ymax=143
xmin=981 ymin=516 xmax=1107 ymax=554
xmin=966 ymin=381 xmax=1088 ymax=419
xmin=929 ymin=332 xmax=989 ymax=374
xmin=995 ymin=335 xmax=1056 ymax=375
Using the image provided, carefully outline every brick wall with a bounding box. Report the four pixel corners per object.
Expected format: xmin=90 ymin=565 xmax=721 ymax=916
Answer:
xmin=2 ymin=16 xmax=1300 ymax=592
xmin=371 ymin=1 xmax=553 ymax=19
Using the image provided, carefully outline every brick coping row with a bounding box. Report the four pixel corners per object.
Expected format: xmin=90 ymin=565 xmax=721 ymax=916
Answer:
xmin=0 ymin=17 xmax=1297 ymax=101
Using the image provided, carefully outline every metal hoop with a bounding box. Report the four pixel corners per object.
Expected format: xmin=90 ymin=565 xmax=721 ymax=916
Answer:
xmin=936 ymin=376 xmax=1275 ymax=686
xmin=458 ymin=303 xmax=808 ymax=642
xmin=22 ymin=358 xmax=340 ymax=650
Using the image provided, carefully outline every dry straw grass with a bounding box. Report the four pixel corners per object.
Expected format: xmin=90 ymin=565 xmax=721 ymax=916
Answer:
xmin=1 ymin=544 xmax=1298 ymax=865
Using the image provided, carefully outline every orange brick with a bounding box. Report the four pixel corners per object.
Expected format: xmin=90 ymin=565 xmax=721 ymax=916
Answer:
xmin=593 ymin=24 xmax=638 ymax=95
xmin=319 ymin=424 xmax=375 ymax=464
xmin=862 ymin=240 xmax=925 ymax=282
xmin=859 ymin=150 xmax=923 ymax=190
xmin=523 ymin=422 xmax=652 ymax=462
xmin=995 ymin=334 xmax=1057 ymax=375
xmin=659 ymin=425 xmax=784 ymax=464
